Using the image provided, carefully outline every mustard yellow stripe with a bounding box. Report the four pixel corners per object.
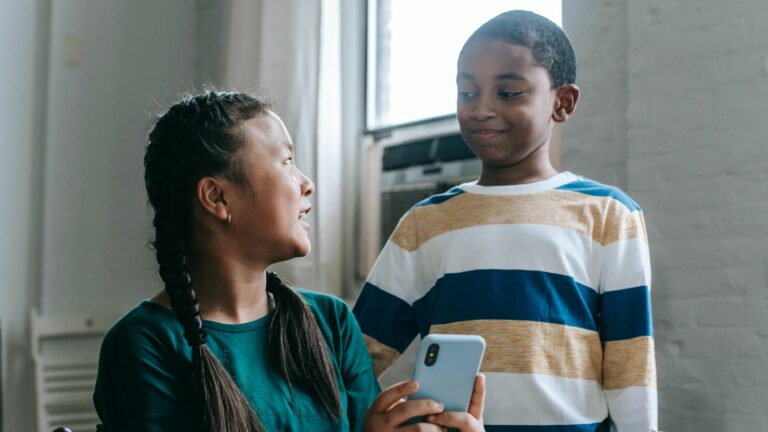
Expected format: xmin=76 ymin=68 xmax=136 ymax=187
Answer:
xmin=603 ymin=206 xmax=648 ymax=245
xmin=430 ymin=320 xmax=602 ymax=382
xmin=603 ymin=336 xmax=656 ymax=389
xmin=363 ymin=334 xmax=401 ymax=377
xmin=390 ymin=191 xmax=646 ymax=251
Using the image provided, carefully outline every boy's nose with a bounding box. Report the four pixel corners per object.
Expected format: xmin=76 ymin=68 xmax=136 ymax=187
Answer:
xmin=470 ymin=95 xmax=497 ymax=120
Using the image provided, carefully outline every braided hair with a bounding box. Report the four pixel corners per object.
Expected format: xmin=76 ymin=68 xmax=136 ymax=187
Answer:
xmin=144 ymin=91 xmax=340 ymax=431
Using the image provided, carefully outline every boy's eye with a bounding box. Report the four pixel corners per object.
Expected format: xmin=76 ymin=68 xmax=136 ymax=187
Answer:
xmin=458 ymin=91 xmax=476 ymax=99
xmin=286 ymin=157 xmax=295 ymax=166
xmin=498 ymin=90 xmax=523 ymax=99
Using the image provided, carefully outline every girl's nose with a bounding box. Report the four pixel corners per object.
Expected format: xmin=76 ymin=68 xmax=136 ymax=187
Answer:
xmin=298 ymin=169 xmax=315 ymax=197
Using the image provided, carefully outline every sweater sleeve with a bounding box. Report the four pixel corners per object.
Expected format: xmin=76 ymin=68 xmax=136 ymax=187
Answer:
xmin=353 ymin=212 xmax=421 ymax=377
xmin=598 ymin=204 xmax=658 ymax=432
xmin=94 ymin=317 xmax=192 ymax=432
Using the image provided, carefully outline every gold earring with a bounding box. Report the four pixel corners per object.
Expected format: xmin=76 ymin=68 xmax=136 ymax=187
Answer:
xmin=225 ymin=214 xmax=232 ymax=224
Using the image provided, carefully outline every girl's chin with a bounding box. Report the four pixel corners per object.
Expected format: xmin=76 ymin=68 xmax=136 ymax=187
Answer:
xmin=269 ymin=240 xmax=312 ymax=265
xmin=297 ymin=244 xmax=311 ymax=257
xmin=293 ymin=239 xmax=312 ymax=257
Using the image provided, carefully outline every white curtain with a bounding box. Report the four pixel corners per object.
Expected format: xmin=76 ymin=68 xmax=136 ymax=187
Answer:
xmin=223 ymin=0 xmax=345 ymax=296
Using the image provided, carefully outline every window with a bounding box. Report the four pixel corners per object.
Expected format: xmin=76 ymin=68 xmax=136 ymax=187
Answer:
xmin=366 ymin=0 xmax=562 ymax=131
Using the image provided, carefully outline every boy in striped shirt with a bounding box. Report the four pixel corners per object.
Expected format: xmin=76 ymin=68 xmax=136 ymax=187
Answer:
xmin=353 ymin=10 xmax=656 ymax=432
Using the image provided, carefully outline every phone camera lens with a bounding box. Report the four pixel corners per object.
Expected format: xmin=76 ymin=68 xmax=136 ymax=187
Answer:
xmin=424 ymin=343 xmax=439 ymax=366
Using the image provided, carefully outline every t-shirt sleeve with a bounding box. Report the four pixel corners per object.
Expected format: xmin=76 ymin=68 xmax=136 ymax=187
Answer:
xmin=336 ymin=300 xmax=381 ymax=432
xmin=353 ymin=213 xmax=421 ymax=377
xmin=93 ymin=318 xmax=192 ymax=432
xmin=598 ymin=203 xmax=658 ymax=431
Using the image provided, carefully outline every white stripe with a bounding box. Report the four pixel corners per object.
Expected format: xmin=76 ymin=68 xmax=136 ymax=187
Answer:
xmin=366 ymin=240 xmax=432 ymax=304
xmin=459 ymin=171 xmax=579 ymax=195
xmin=483 ymin=372 xmax=608 ymax=426
xmin=369 ymin=224 xmax=651 ymax=304
xmin=368 ymin=224 xmax=600 ymax=304
xmin=603 ymin=387 xmax=658 ymax=431
xmin=600 ymin=237 xmax=652 ymax=293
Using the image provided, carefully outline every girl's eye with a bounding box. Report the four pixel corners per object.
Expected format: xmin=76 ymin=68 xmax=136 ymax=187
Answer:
xmin=458 ymin=91 xmax=476 ymax=99
xmin=286 ymin=157 xmax=295 ymax=166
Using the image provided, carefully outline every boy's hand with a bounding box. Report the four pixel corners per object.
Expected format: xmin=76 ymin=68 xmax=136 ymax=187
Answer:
xmin=364 ymin=380 xmax=447 ymax=432
xmin=425 ymin=374 xmax=486 ymax=432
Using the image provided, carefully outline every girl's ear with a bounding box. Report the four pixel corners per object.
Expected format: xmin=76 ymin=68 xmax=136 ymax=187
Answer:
xmin=195 ymin=176 xmax=231 ymax=223
xmin=552 ymin=84 xmax=580 ymax=123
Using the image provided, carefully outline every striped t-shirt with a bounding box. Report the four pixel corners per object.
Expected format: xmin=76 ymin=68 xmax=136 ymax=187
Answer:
xmin=353 ymin=171 xmax=657 ymax=432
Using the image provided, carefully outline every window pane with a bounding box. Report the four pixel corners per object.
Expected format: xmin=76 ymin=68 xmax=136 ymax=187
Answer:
xmin=367 ymin=0 xmax=561 ymax=130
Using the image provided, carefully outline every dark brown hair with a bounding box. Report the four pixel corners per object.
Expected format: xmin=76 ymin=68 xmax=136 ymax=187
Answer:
xmin=143 ymin=91 xmax=340 ymax=431
xmin=461 ymin=10 xmax=577 ymax=88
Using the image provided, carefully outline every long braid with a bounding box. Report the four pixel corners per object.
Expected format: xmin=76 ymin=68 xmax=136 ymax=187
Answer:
xmin=266 ymin=272 xmax=341 ymax=419
xmin=144 ymin=91 xmax=341 ymax=431
xmin=145 ymin=95 xmax=262 ymax=431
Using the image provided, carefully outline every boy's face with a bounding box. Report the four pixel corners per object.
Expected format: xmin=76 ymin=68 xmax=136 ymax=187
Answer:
xmin=457 ymin=39 xmax=576 ymax=176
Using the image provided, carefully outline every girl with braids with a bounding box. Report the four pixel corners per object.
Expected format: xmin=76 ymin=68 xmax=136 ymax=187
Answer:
xmin=93 ymin=91 xmax=485 ymax=432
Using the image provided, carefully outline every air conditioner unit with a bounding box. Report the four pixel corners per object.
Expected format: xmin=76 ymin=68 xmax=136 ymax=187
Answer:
xmin=377 ymin=124 xmax=481 ymax=248
xmin=356 ymin=119 xmax=481 ymax=281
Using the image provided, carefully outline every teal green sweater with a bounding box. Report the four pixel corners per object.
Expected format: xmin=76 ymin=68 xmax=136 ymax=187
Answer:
xmin=94 ymin=290 xmax=380 ymax=431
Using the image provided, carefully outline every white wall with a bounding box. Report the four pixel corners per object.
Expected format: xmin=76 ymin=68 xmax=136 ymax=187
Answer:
xmin=0 ymin=0 xmax=47 ymax=430
xmin=1 ymin=1 xmax=202 ymax=429
xmin=564 ymin=1 xmax=768 ymax=430
xmin=41 ymin=0 xmax=199 ymax=314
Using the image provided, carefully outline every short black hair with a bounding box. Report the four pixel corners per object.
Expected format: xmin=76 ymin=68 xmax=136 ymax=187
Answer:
xmin=461 ymin=10 xmax=576 ymax=88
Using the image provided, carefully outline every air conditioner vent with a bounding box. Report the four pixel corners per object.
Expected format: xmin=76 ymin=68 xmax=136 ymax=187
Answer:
xmin=435 ymin=134 xmax=474 ymax=162
xmin=378 ymin=132 xmax=480 ymax=247
xmin=382 ymin=138 xmax=434 ymax=171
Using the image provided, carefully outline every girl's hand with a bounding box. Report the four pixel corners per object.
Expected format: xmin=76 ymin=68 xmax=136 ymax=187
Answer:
xmin=425 ymin=374 xmax=486 ymax=432
xmin=363 ymin=380 xmax=447 ymax=432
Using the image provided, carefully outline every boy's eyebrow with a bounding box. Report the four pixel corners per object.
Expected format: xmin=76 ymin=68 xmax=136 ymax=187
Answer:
xmin=496 ymin=72 xmax=527 ymax=81
xmin=456 ymin=72 xmax=528 ymax=81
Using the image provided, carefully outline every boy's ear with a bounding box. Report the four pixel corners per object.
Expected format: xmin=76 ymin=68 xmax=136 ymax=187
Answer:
xmin=195 ymin=176 xmax=231 ymax=223
xmin=552 ymin=84 xmax=580 ymax=123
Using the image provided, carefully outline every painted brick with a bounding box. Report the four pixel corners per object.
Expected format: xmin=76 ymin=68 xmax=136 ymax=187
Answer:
xmin=564 ymin=0 xmax=768 ymax=429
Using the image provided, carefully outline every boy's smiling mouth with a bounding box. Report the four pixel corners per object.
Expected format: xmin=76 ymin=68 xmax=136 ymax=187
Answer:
xmin=470 ymin=128 xmax=507 ymax=138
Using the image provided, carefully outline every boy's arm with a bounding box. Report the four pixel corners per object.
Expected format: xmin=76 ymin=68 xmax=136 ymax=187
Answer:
xmin=353 ymin=215 xmax=422 ymax=377
xmin=599 ymin=208 xmax=658 ymax=432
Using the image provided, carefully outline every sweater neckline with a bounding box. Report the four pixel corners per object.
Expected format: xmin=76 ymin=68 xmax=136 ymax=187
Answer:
xmin=141 ymin=300 xmax=273 ymax=332
xmin=459 ymin=171 xmax=578 ymax=195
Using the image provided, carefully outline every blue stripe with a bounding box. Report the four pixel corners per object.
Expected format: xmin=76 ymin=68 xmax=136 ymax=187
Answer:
xmin=415 ymin=187 xmax=465 ymax=207
xmin=411 ymin=269 xmax=600 ymax=336
xmin=353 ymin=283 xmax=419 ymax=353
xmin=600 ymin=285 xmax=653 ymax=341
xmin=556 ymin=179 xmax=640 ymax=212
xmin=485 ymin=419 xmax=610 ymax=432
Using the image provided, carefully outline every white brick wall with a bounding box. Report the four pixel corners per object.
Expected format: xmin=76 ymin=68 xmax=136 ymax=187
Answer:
xmin=564 ymin=1 xmax=768 ymax=430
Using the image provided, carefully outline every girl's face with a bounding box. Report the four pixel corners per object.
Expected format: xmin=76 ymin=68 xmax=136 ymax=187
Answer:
xmin=228 ymin=112 xmax=315 ymax=264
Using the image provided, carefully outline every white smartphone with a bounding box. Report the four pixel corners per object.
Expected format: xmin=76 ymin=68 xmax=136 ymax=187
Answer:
xmin=409 ymin=334 xmax=486 ymax=412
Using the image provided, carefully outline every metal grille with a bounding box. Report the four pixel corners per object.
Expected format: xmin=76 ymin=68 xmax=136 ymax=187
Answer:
xmin=31 ymin=311 xmax=118 ymax=432
xmin=40 ymin=362 xmax=99 ymax=432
